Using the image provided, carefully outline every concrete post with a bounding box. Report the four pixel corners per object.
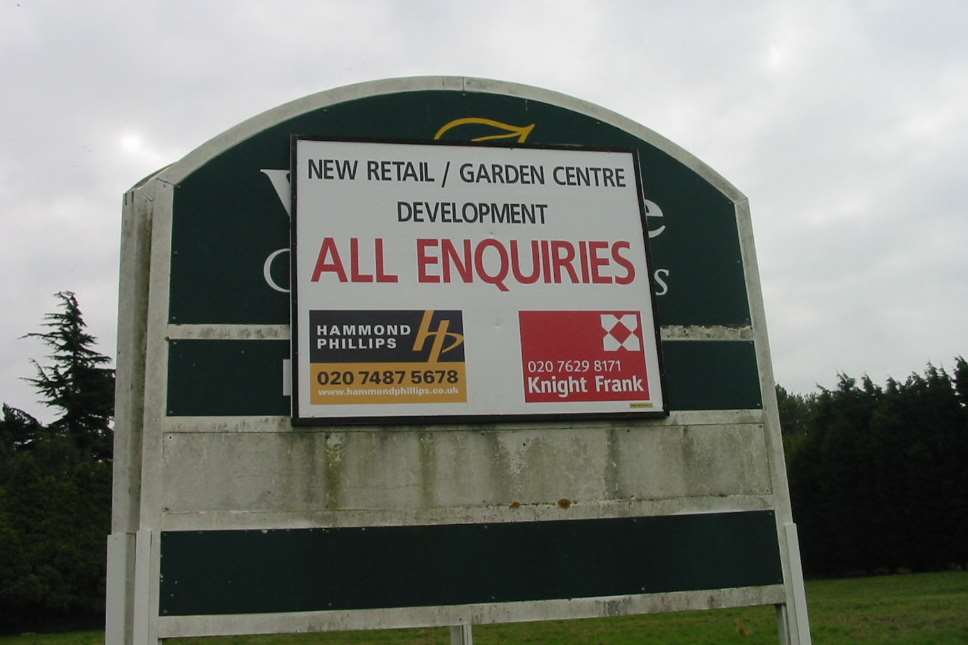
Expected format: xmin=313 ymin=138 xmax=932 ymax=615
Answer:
xmin=450 ymin=624 xmax=474 ymax=645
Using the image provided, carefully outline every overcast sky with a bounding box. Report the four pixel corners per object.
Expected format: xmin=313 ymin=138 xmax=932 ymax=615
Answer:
xmin=2 ymin=1 xmax=966 ymax=422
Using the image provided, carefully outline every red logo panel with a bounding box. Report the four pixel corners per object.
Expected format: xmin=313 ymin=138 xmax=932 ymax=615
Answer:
xmin=519 ymin=311 xmax=651 ymax=403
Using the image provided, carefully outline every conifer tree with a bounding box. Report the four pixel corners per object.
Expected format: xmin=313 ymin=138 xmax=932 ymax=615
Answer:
xmin=0 ymin=293 xmax=115 ymax=628
xmin=955 ymin=356 xmax=968 ymax=407
xmin=0 ymin=405 xmax=41 ymax=458
xmin=23 ymin=291 xmax=114 ymax=459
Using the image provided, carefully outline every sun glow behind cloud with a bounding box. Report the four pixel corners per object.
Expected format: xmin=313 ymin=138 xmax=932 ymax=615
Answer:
xmin=119 ymin=130 xmax=167 ymax=165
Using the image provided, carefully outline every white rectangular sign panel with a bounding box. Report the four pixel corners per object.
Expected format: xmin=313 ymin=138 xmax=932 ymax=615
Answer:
xmin=291 ymin=139 xmax=665 ymax=423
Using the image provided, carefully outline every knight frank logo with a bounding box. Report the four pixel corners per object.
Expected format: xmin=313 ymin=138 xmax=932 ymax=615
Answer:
xmin=601 ymin=314 xmax=642 ymax=352
xmin=519 ymin=310 xmax=652 ymax=404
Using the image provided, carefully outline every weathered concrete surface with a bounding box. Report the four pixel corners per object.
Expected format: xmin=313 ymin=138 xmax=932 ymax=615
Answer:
xmin=161 ymin=422 xmax=771 ymax=528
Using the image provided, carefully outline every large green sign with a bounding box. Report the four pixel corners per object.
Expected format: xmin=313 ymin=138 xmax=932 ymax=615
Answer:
xmin=109 ymin=79 xmax=810 ymax=645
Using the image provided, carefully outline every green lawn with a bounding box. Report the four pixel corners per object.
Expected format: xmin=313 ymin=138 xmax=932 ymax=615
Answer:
xmin=4 ymin=571 xmax=967 ymax=644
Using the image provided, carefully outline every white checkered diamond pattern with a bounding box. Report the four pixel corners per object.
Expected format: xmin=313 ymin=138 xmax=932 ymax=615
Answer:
xmin=601 ymin=314 xmax=640 ymax=352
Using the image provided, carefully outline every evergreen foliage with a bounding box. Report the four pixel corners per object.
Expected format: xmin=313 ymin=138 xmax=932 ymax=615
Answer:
xmin=0 ymin=405 xmax=41 ymax=458
xmin=0 ymin=293 xmax=114 ymax=631
xmin=0 ymin=291 xmax=964 ymax=627
xmin=783 ymin=359 xmax=968 ymax=576
xmin=23 ymin=291 xmax=114 ymax=460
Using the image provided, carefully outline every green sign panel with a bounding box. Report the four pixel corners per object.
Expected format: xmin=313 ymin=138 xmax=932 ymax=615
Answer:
xmin=166 ymin=89 xmax=759 ymax=416
xmin=170 ymin=91 xmax=750 ymax=328
xmin=160 ymin=512 xmax=781 ymax=615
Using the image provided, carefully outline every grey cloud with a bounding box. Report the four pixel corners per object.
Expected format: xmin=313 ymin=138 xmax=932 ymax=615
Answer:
xmin=2 ymin=0 xmax=966 ymax=418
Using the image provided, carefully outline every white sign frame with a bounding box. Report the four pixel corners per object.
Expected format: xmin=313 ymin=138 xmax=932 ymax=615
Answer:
xmin=290 ymin=138 xmax=667 ymax=425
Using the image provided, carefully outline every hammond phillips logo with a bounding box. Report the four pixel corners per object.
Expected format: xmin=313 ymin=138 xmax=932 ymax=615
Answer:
xmin=413 ymin=310 xmax=464 ymax=363
xmin=308 ymin=310 xmax=466 ymax=406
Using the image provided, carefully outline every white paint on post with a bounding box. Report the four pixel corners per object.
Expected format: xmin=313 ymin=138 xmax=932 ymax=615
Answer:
xmin=776 ymin=604 xmax=791 ymax=645
xmin=131 ymin=530 xmax=153 ymax=645
xmin=783 ymin=523 xmax=812 ymax=644
xmin=137 ymin=180 xmax=176 ymax=645
xmin=450 ymin=624 xmax=473 ymax=645
xmin=105 ymin=533 xmax=132 ymax=645
xmin=733 ymin=195 xmax=810 ymax=642
xmin=109 ymin=180 xmax=156 ymax=645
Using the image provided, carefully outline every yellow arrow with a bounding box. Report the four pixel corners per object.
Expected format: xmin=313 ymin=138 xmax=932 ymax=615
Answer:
xmin=434 ymin=117 xmax=535 ymax=143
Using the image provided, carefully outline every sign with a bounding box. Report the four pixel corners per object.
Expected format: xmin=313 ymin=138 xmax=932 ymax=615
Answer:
xmin=291 ymin=140 xmax=664 ymax=422
xmin=109 ymin=78 xmax=811 ymax=645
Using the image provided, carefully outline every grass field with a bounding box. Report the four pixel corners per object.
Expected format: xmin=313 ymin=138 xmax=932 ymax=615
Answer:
xmin=4 ymin=571 xmax=967 ymax=644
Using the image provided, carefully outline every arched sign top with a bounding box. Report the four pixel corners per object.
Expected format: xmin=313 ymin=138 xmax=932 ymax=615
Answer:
xmin=157 ymin=76 xmax=745 ymax=203
xmin=156 ymin=76 xmax=753 ymax=328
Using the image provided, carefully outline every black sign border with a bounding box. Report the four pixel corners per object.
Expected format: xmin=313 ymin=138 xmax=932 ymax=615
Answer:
xmin=290 ymin=136 xmax=668 ymax=427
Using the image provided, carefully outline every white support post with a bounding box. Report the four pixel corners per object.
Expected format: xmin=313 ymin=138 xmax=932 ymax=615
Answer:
xmin=131 ymin=530 xmax=155 ymax=645
xmin=781 ymin=523 xmax=812 ymax=644
xmin=105 ymin=532 xmax=134 ymax=645
xmin=450 ymin=624 xmax=474 ymax=645
xmin=775 ymin=604 xmax=791 ymax=645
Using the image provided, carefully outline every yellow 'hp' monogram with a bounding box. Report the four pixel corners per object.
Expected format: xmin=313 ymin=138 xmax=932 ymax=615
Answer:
xmin=413 ymin=311 xmax=464 ymax=362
